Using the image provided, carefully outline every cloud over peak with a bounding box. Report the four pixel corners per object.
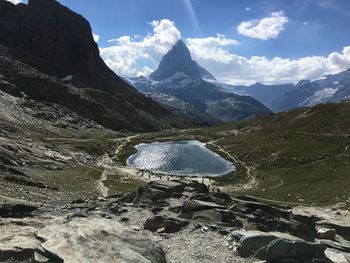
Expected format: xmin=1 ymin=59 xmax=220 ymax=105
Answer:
xmin=100 ymin=18 xmax=350 ymax=85
xmin=237 ymin=11 xmax=289 ymax=40
xmin=186 ymin=34 xmax=239 ymax=47
xmin=92 ymin=33 xmax=100 ymax=43
xmin=100 ymin=19 xmax=181 ymax=77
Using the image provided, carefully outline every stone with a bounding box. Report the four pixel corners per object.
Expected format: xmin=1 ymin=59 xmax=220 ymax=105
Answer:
xmin=134 ymin=180 xmax=185 ymax=203
xmin=181 ymin=200 xmax=225 ymax=213
xmin=255 ymin=238 xmax=326 ymax=262
xmin=231 ymin=230 xmax=280 ymax=257
xmin=317 ymin=228 xmax=337 ymax=241
xmin=144 ymin=215 xmax=189 ymax=233
xmin=231 ymin=229 xmax=326 ymax=262
xmin=324 ymin=248 xmax=350 ymax=263
xmin=156 ymin=227 xmax=166 ymax=233
xmin=319 ymin=239 xmax=350 ymax=253
xmin=317 ymin=219 xmax=350 ymax=241
xmin=229 ymin=200 xmax=317 ymax=241
xmin=0 ymin=218 xmax=42 ymax=261
xmin=192 ymin=209 xmax=223 ymax=223
xmin=34 ymin=250 xmax=50 ymax=263
xmin=36 ymin=217 xmax=167 ymax=263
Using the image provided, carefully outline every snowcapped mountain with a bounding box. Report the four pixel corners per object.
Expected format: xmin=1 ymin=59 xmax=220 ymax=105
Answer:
xmin=270 ymin=68 xmax=350 ymax=112
xmin=222 ymin=68 xmax=350 ymax=113
xmin=128 ymin=40 xmax=271 ymax=124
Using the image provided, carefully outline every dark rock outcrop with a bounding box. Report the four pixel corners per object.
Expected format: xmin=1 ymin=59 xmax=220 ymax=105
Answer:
xmin=0 ymin=204 xmax=37 ymax=218
xmin=231 ymin=230 xmax=327 ymax=262
xmin=0 ymin=0 xmax=185 ymax=132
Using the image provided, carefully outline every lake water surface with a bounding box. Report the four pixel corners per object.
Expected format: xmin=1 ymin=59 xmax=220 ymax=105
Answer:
xmin=127 ymin=140 xmax=235 ymax=177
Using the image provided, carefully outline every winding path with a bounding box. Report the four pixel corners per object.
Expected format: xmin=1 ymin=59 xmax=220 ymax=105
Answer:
xmin=207 ymin=138 xmax=257 ymax=190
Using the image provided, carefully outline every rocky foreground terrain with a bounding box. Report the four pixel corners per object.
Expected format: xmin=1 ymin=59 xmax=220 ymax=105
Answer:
xmin=1 ymin=179 xmax=350 ymax=263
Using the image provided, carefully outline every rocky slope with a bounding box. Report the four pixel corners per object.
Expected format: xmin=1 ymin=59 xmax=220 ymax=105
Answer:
xmin=129 ymin=40 xmax=271 ymax=124
xmin=1 ymin=179 xmax=349 ymax=263
xmin=0 ymin=0 xmax=186 ymax=132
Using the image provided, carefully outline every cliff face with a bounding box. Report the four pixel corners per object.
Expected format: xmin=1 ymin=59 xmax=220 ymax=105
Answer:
xmin=0 ymin=0 xmax=185 ymax=131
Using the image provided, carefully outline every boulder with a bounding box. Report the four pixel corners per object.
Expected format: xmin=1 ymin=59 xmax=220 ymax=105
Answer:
xmin=36 ymin=217 xmax=167 ymax=263
xmin=317 ymin=228 xmax=337 ymax=241
xmin=173 ymin=179 xmax=208 ymax=194
xmin=318 ymin=239 xmax=350 ymax=253
xmin=192 ymin=210 xmax=223 ymax=223
xmin=229 ymin=200 xmax=317 ymax=241
xmin=134 ymin=180 xmax=185 ymax=203
xmin=324 ymin=248 xmax=350 ymax=263
xmin=0 ymin=219 xmax=41 ymax=261
xmin=255 ymin=238 xmax=326 ymax=262
xmin=181 ymin=199 xmax=225 ymax=213
xmin=317 ymin=219 xmax=350 ymax=241
xmin=231 ymin=230 xmax=326 ymax=262
xmin=144 ymin=215 xmax=189 ymax=233
xmin=231 ymin=230 xmax=281 ymax=257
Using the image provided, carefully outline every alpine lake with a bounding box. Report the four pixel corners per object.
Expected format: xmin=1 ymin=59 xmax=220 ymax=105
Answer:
xmin=127 ymin=140 xmax=235 ymax=177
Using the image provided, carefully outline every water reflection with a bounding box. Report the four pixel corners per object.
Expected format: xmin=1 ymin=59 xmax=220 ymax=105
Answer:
xmin=127 ymin=140 xmax=235 ymax=177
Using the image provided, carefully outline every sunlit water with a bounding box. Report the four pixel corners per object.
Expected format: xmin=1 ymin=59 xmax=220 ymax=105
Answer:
xmin=127 ymin=140 xmax=235 ymax=177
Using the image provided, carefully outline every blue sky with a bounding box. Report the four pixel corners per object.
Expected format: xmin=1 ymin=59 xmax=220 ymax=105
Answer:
xmin=10 ymin=0 xmax=350 ymax=85
xmin=58 ymin=0 xmax=350 ymax=59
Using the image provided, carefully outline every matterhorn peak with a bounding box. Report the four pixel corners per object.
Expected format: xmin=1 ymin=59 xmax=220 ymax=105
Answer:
xmin=150 ymin=39 xmax=215 ymax=81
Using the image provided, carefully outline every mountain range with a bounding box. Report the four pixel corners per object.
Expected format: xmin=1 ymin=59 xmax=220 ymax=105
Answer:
xmin=225 ymin=69 xmax=350 ymax=112
xmin=128 ymin=40 xmax=272 ymax=125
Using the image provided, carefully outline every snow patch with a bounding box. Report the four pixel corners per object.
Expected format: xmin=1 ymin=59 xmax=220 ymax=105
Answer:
xmin=62 ymin=75 xmax=74 ymax=82
xmin=302 ymin=87 xmax=339 ymax=106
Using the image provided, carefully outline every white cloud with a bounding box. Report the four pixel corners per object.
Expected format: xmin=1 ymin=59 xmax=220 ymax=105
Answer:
xmin=188 ymin=44 xmax=350 ymax=85
xmin=245 ymin=7 xmax=251 ymax=12
xmin=237 ymin=11 xmax=288 ymax=40
xmin=92 ymin=33 xmax=100 ymax=43
xmin=186 ymin=34 xmax=239 ymax=47
xmin=99 ymin=18 xmax=350 ymax=85
xmin=100 ymin=19 xmax=181 ymax=77
xmin=328 ymin=46 xmax=350 ymax=70
xmin=6 ymin=0 xmax=22 ymax=4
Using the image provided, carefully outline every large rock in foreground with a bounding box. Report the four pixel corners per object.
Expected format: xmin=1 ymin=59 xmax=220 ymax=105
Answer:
xmin=0 ymin=217 xmax=166 ymax=263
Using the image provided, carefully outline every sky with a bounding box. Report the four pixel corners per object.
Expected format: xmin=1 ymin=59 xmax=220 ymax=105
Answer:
xmin=8 ymin=0 xmax=350 ymax=85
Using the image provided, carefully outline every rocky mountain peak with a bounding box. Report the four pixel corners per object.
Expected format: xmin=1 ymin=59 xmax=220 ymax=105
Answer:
xmin=150 ymin=39 xmax=215 ymax=81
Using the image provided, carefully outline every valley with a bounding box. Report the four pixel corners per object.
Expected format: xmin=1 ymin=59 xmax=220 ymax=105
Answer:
xmin=1 ymin=0 xmax=350 ymax=262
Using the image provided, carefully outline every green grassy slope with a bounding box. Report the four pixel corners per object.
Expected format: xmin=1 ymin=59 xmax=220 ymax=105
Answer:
xmin=117 ymin=101 xmax=350 ymax=207
xmin=203 ymin=101 xmax=350 ymax=206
